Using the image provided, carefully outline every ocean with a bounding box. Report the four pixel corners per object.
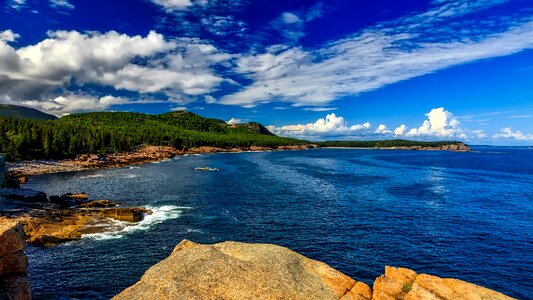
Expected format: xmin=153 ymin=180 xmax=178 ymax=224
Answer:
xmin=23 ymin=147 xmax=532 ymax=299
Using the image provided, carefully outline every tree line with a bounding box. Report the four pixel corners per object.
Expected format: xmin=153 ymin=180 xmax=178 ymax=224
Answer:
xmin=0 ymin=111 xmax=306 ymax=161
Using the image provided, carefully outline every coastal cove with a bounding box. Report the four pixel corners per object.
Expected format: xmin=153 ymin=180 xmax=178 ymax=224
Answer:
xmin=16 ymin=146 xmax=532 ymax=299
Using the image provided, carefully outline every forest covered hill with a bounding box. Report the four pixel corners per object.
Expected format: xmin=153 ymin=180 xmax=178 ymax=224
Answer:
xmin=0 ymin=110 xmax=305 ymax=161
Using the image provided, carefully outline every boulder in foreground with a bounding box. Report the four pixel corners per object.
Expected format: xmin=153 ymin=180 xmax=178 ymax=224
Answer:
xmin=114 ymin=239 xmax=371 ymax=300
xmin=0 ymin=219 xmax=31 ymax=300
xmin=114 ymin=240 xmax=514 ymax=300
xmin=372 ymin=266 xmax=513 ymax=300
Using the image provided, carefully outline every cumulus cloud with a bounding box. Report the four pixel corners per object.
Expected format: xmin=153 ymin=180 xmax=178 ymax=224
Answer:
xmin=375 ymin=124 xmax=392 ymax=134
xmin=220 ymin=1 xmax=533 ymax=107
xmin=403 ymin=108 xmax=463 ymax=138
xmin=226 ymin=117 xmax=242 ymax=124
xmin=492 ymin=127 xmax=533 ymax=141
xmin=394 ymin=125 xmax=407 ymax=136
xmin=267 ymin=113 xmax=371 ymax=138
xmin=0 ymin=30 xmax=231 ymax=114
xmin=0 ymin=30 xmax=20 ymax=43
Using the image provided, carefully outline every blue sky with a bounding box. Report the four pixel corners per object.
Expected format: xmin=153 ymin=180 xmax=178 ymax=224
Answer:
xmin=0 ymin=0 xmax=532 ymax=144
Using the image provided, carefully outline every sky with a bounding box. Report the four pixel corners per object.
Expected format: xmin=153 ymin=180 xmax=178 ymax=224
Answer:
xmin=0 ymin=0 xmax=532 ymax=144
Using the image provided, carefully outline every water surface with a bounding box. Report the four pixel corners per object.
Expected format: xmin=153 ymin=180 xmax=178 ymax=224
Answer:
xmin=24 ymin=147 xmax=533 ymax=299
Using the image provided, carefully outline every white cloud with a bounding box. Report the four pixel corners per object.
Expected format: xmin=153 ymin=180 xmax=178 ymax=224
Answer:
xmin=403 ymin=108 xmax=462 ymax=138
xmin=227 ymin=117 xmax=242 ymax=124
xmin=220 ymin=2 xmax=533 ymax=107
xmin=0 ymin=30 xmax=231 ymax=113
xmin=9 ymin=0 xmax=25 ymax=10
xmin=0 ymin=30 xmax=20 ymax=43
xmin=492 ymin=127 xmax=533 ymax=141
xmin=267 ymin=113 xmax=371 ymax=138
xmin=303 ymin=107 xmax=337 ymax=112
xmin=204 ymin=95 xmax=217 ymax=103
xmin=375 ymin=124 xmax=392 ymax=134
xmin=281 ymin=12 xmax=301 ymax=24
xmin=171 ymin=106 xmax=187 ymax=111
xmin=151 ymin=0 xmax=194 ymax=11
xmin=472 ymin=129 xmax=487 ymax=139
xmin=49 ymin=0 xmax=74 ymax=10
xmin=394 ymin=125 xmax=407 ymax=136
xmin=21 ymin=95 xmax=129 ymax=116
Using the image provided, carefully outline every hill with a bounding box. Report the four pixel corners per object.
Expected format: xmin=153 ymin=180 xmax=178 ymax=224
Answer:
xmin=0 ymin=104 xmax=57 ymax=120
xmin=0 ymin=111 xmax=306 ymax=161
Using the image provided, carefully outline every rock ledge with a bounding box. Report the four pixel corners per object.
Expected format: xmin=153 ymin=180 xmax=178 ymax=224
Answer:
xmin=114 ymin=240 xmax=514 ymax=300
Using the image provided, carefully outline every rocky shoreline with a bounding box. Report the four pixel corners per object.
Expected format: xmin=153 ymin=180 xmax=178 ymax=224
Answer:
xmin=0 ymin=190 xmax=152 ymax=247
xmin=6 ymin=144 xmax=319 ymax=179
xmin=5 ymin=143 xmax=470 ymax=180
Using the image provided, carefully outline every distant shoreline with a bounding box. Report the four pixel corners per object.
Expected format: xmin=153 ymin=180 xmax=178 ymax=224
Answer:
xmin=6 ymin=143 xmax=471 ymax=180
xmin=322 ymin=146 xmax=471 ymax=151
xmin=5 ymin=144 xmax=318 ymax=179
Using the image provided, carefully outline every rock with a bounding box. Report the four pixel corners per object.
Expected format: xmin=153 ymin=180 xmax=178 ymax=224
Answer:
xmin=100 ymin=207 xmax=151 ymax=222
xmin=372 ymin=266 xmax=514 ymax=300
xmin=114 ymin=239 xmax=370 ymax=300
xmin=0 ymin=219 xmax=31 ymax=300
xmin=61 ymin=193 xmax=89 ymax=200
xmin=18 ymin=206 xmax=152 ymax=246
xmin=2 ymin=178 xmax=20 ymax=189
xmin=49 ymin=193 xmax=89 ymax=207
xmin=115 ymin=241 xmax=515 ymax=300
xmin=80 ymin=200 xmax=117 ymax=208
xmin=0 ymin=188 xmax=47 ymax=202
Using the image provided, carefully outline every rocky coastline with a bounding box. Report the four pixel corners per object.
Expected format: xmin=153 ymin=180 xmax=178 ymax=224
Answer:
xmin=6 ymin=144 xmax=319 ymax=179
xmin=0 ymin=189 xmax=152 ymax=247
xmin=5 ymin=142 xmax=469 ymax=180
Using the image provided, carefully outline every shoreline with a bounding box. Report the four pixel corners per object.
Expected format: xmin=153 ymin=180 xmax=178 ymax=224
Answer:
xmin=5 ymin=143 xmax=469 ymax=179
xmin=6 ymin=144 xmax=318 ymax=179
xmin=322 ymin=146 xmax=471 ymax=151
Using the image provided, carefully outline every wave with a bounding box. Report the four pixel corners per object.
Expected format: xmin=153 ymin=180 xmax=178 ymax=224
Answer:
xmin=79 ymin=174 xmax=107 ymax=179
xmin=123 ymin=174 xmax=139 ymax=178
xmin=82 ymin=205 xmax=186 ymax=241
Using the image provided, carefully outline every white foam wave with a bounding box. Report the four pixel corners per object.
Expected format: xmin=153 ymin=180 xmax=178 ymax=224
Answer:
xmin=123 ymin=174 xmax=139 ymax=178
xmin=82 ymin=205 xmax=184 ymax=241
xmin=79 ymin=174 xmax=107 ymax=179
xmin=129 ymin=166 xmax=141 ymax=169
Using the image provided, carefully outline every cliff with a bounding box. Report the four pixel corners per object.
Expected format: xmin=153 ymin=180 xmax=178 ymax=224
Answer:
xmin=114 ymin=240 xmax=513 ymax=300
xmin=0 ymin=219 xmax=31 ymax=300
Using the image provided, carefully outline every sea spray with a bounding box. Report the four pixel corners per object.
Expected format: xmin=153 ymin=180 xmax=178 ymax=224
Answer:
xmin=82 ymin=205 xmax=189 ymax=241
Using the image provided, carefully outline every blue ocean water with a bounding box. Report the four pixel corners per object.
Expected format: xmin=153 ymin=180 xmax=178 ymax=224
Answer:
xmin=23 ymin=147 xmax=533 ymax=299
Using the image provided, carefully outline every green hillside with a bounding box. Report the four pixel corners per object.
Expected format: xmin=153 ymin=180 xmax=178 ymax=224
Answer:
xmin=0 ymin=104 xmax=57 ymax=120
xmin=0 ymin=111 xmax=306 ymax=161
